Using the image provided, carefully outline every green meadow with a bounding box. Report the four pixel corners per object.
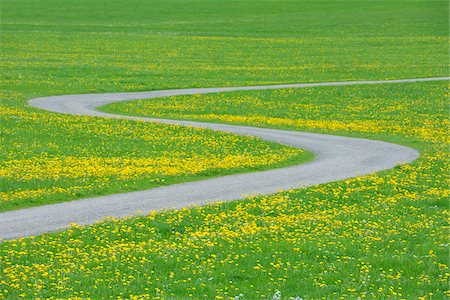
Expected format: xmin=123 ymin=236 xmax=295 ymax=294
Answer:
xmin=1 ymin=0 xmax=448 ymax=299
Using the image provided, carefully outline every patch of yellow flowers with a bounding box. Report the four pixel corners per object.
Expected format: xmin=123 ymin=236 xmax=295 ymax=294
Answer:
xmin=1 ymin=153 xmax=292 ymax=182
xmin=0 ymin=95 xmax=304 ymax=209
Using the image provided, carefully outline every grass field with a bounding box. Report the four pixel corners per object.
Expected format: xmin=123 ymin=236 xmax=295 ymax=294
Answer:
xmin=1 ymin=0 xmax=448 ymax=299
xmin=1 ymin=0 xmax=447 ymax=94
xmin=1 ymin=103 xmax=311 ymax=212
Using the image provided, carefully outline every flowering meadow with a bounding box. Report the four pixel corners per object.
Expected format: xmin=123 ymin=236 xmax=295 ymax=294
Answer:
xmin=1 ymin=91 xmax=308 ymax=211
xmin=2 ymin=81 xmax=449 ymax=299
xmin=1 ymin=0 xmax=448 ymax=299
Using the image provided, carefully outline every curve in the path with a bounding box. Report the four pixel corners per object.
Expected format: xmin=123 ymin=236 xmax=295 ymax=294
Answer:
xmin=1 ymin=77 xmax=448 ymax=240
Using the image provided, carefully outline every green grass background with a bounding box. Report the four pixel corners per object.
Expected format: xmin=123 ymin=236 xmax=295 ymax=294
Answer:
xmin=1 ymin=0 xmax=447 ymax=96
xmin=0 ymin=0 xmax=449 ymax=299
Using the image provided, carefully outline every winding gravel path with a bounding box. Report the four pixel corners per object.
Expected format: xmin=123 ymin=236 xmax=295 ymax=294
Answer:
xmin=1 ymin=77 xmax=448 ymax=240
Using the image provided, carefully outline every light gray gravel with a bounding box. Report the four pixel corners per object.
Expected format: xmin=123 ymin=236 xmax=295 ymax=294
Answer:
xmin=1 ymin=77 xmax=448 ymax=240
